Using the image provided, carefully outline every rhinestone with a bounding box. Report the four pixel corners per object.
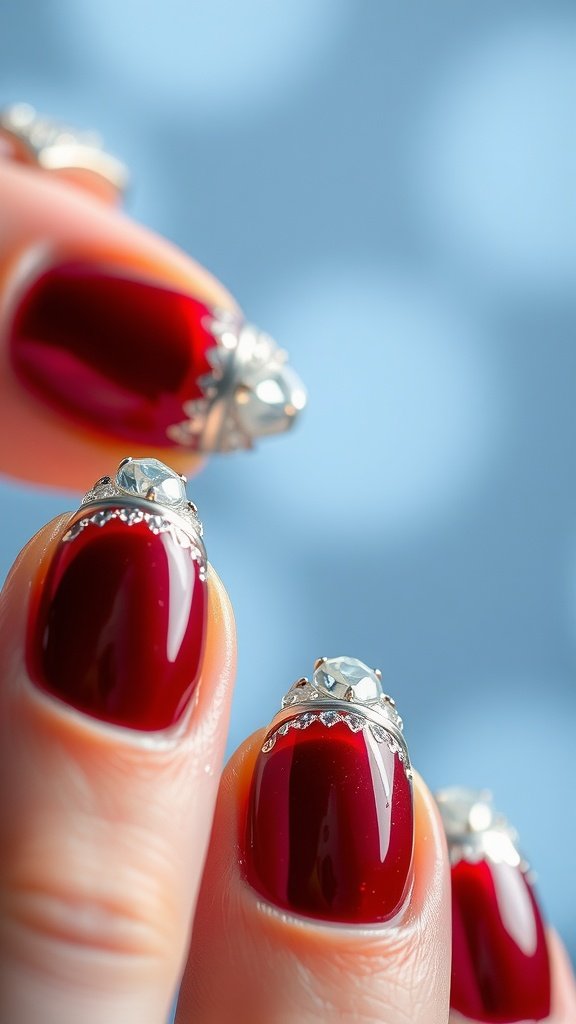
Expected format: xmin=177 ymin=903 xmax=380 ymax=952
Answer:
xmin=313 ymin=656 xmax=384 ymax=703
xmin=278 ymin=723 xmax=290 ymax=736
xmin=370 ymin=723 xmax=388 ymax=743
xmin=319 ymin=711 xmax=341 ymax=727
xmin=118 ymin=508 xmax=144 ymax=525
xmin=343 ymin=714 xmax=365 ymax=733
xmin=297 ymin=712 xmax=316 ymax=729
xmin=116 ymin=457 xmax=186 ymax=506
xmin=262 ymin=735 xmax=276 ymax=753
xmin=311 ymin=655 xmax=383 ymax=704
xmin=146 ymin=515 xmax=165 ymax=534
xmin=435 ymin=788 xmax=495 ymax=839
xmin=232 ymin=327 xmax=307 ymax=442
xmin=92 ymin=510 xmax=114 ymax=527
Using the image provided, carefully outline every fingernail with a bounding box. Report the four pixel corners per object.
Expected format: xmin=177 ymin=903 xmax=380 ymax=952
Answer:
xmin=26 ymin=457 xmax=208 ymax=732
xmin=244 ymin=656 xmax=414 ymax=924
xmin=9 ymin=260 xmax=220 ymax=446
xmin=436 ymin=788 xmax=552 ymax=1023
xmin=8 ymin=259 xmax=306 ymax=452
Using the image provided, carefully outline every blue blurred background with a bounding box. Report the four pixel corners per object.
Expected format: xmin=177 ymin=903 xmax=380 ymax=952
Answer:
xmin=0 ymin=0 xmax=575 ymax=961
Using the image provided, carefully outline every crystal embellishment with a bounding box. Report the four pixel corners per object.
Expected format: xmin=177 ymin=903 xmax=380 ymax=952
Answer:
xmin=74 ymin=458 xmax=206 ymax=576
xmin=313 ymin=656 xmax=383 ymax=702
xmin=435 ymin=788 xmax=522 ymax=868
xmin=269 ymin=656 xmax=411 ymax=780
xmin=168 ymin=315 xmax=307 ymax=453
xmin=116 ymin=458 xmax=186 ymax=506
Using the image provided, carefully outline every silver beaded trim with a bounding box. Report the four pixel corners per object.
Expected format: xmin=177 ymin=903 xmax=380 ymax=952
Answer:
xmin=81 ymin=474 xmax=203 ymax=538
xmin=167 ymin=311 xmax=304 ymax=453
xmin=261 ymin=711 xmax=413 ymax=781
xmin=63 ymin=506 xmax=207 ymax=579
xmin=0 ymin=103 xmax=128 ymax=194
xmin=435 ymin=788 xmax=529 ymax=870
xmin=281 ymin=678 xmax=403 ymax=731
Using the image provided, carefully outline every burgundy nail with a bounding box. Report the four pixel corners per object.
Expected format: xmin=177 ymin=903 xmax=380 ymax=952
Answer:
xmin=9 ymin=261 xmax=220 ymax=446
xmin=244 ymin=657 xmax=414 ymax=924
xmin=26 ymin=459 xmax=207 ymax=731
xmin=437 ymin=788 xmax=551 ymax=1024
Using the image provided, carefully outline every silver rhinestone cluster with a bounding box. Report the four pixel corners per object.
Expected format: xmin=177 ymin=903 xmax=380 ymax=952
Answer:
xmin=81 ymin=475 xmax=203 ymax=538
xmin=63 ymin=507 xmax=207 ymax=579
xmin=435 ymin=788 xmax=528 ymax=870
xmin=168 ymin=312 xmax=305 ymax=453
xmin=281 ymin=679 xmax=403 ymax=731
xmin=261 ymin=712 xmax=412 ymax=780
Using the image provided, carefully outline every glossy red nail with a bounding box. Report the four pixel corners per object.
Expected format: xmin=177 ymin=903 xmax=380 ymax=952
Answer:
xmin=9 ymin=261 xmax=220 ymax=446
xmin=245 ymin=657 xmax=414 ymax=924
xmin=437 ymin=789 xmax=551 ymax=1024
xmin=26 ymin=495 xmax=207 ymax=731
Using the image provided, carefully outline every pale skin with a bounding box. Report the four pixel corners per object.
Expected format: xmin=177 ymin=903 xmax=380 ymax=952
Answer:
xmin=0 ymin=159 xmax=574 ymax=1024
xmin=0 ymin=519 xmax=575 ymax=1024
xmin=0 ymin=158 xmax=238 ymax=490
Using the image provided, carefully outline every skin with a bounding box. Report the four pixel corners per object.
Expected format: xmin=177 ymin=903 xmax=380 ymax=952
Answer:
xmin=0 ymin=155 xmax=574 ymax=1023
xmin=0 ymin=521 xmax=573 ymax=1024
xmin=0 ymin=158 xmax=240 ymax=490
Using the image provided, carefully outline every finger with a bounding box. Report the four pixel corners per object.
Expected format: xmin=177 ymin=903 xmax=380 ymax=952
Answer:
xmin=0 ymin=496 xmax=236 ymax=1024
xmin=546 ymin=930 xmax=576 ymax=1024
xmin=0 ymin=156 xmax=245 ymax=489
xmin=178 ymin=711 xmax=451 ymax=1023
xmin=437 ymin=788 xmax=576 ymax=1024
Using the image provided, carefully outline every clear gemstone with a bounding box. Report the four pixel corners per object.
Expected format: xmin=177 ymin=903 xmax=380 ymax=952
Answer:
xmin=435 ymin=787 xmax=495 ymax=838
xmin=298 ymin=712 xmax=315 ymax=729
xmin=146 ymin=514 xmax=166 ymax=534
xmin=320 ymin=711 xmax=341 ymax=727
xmin=92 ymin=509 xmax=114 ymax=527
xmin=370 ymin=723 xmax=388 ymax=743
xmin=116 ymin=458 xmax=186 ymax=506
xmin=313 ymin=656 xmax=383 ymax=703
xmin=233 ymin=327 xmax=307 ymax=440
xmin=118 ymin=508 xmax=144 ymax=525
xmin=343 ymin=714 xmax=365 ymax=733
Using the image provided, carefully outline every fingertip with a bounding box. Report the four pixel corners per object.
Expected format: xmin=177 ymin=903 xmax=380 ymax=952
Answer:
xmin=411 ymin=771 xmax=451 ymax=923
xmin=0 ymin=159 xmax=238 ymax=488
xmin=548 ymin=929 xmax=576 ymax=1020
xmin=182 ymin=743 xmax=451 ymax=1023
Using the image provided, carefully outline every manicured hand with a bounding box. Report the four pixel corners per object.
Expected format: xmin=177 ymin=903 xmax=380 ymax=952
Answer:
xmin=0 ymin=482 xmax=574 ymax=1023
xmin=0 ymin=127 xmax=305 ymax=491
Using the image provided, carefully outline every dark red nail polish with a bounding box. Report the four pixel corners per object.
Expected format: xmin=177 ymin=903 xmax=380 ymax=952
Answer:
xmin=245 ymin=712 xmax=414 ymax=923
xmin=437 ymin=789 xmax=551 ymax=1024
xmin=27 ymin=509 xmax=207 ymax=731
xmin=9 ymin=261 xmax=222 ymax=446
